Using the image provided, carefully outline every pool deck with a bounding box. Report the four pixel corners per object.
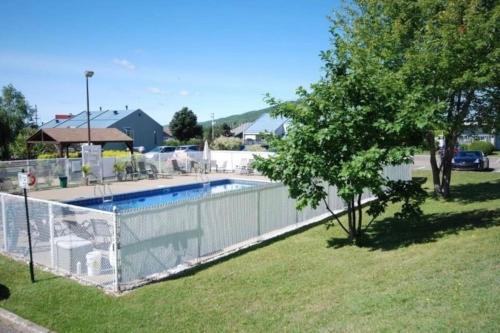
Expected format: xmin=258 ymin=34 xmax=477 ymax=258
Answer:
xmin=29 ymin=172 xmax=270 ymax=202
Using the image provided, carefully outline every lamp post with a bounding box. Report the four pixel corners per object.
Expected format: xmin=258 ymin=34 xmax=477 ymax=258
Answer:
xmin=85 ymin=70 xmax=94 ymax=144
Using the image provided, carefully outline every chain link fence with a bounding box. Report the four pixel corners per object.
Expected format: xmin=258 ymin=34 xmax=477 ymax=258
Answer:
xmin=0 ymin=193 xmax=118 ymax=291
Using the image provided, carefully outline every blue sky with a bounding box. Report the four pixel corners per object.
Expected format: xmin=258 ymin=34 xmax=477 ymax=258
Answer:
xmin=0 ymin=0 xmax=339 ymax=125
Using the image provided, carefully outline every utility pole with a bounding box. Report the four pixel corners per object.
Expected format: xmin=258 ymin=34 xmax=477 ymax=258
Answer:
xmin=211 ymin=113 xmax=215 ymax=141
xmin=85 ymin=70 xmax=94 ymax=144
xmin=33 ymin=105 xmax=38 ymax=126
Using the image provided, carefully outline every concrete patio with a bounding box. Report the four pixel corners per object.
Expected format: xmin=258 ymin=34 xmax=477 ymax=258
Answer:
xmin=29 ymin=172 xmax=269 ymax=202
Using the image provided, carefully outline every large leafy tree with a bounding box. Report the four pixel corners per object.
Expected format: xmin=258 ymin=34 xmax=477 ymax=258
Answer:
xmin=352 ymin=0 xmax=499 ymax=197
xmin=254 ymin=7 xmax=426 ymax=241
xmin=0 ymin=85 xmax=35 ymax=159
xmin=169 ymin=107 xmax=203 ymax=142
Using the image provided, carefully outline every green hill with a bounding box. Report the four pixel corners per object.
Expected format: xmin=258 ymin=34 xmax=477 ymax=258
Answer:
xmin=198 ymin=106 xmax=274 ymax=128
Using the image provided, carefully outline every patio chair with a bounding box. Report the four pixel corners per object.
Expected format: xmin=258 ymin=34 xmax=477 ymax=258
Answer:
xmin=216 ymin=160 xmax=230 ymax=173
xmin=137 ymin=161 xmax=152 ymax=179
xmin=237 ymin=159 xmax=251 ymax=174
xmin=90 ymin=219 xmax=112 ymax=250
xmin=171 ymin=159 xmax=187 ymax=174
xmin=125 ymin=164 xmax=139 ymax=180
xmin=150 ymin=164 xmax=171 ymax=178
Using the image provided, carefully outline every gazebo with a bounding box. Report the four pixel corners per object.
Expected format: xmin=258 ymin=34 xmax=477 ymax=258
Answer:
xmin=27 ymin=128 xmax=134 ymax=157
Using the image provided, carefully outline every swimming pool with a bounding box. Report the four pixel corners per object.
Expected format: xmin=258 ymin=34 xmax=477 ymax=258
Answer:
xmin=66 ymin=179 xmax=262 ymax=212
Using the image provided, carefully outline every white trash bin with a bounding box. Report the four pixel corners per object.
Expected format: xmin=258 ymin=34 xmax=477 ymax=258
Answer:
xmin=86 ymin=251 xmax=102 ymax=276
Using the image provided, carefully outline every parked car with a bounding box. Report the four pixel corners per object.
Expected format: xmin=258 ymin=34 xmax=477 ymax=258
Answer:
xmin=452 ymin=151 xmax=489 ymax=171
xmin=144 ymin=146 xmax=176 ymax=158
xmin=175 ymin=145 xmax=200 ymax=152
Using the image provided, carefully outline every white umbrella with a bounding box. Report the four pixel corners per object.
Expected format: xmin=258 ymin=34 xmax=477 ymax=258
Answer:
xmin=203 ymin=140 xmax=211 ymax=173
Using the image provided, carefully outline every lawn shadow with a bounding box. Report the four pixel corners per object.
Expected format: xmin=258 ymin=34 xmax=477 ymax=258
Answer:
xmin=445 ymin=179 xmax=500 ymax=203
xmin=0 ymin=284 xmax=10 ymax=301
xmin=327 ymin=208 xmax=500 ymax=251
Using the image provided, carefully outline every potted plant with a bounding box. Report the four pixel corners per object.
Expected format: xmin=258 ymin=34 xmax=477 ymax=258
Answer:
xmin=113 ymin=161 xmax=126 ymax=181
xmin=82 ymin=164 xmax=91 ymax=186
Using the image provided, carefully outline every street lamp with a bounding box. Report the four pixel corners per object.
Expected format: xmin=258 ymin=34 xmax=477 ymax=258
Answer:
xmin=85 ymin=70 xmax=94 ymax=144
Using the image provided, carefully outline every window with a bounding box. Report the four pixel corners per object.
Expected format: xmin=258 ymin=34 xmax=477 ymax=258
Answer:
xmin=122 ymin=127 xmax=134 ymax=139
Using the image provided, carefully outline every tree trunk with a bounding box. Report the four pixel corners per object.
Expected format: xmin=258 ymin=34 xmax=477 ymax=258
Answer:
xmin=440 ymin=134 xmax=457 ymax=198
xmin=426 ymin=131 xmax=442 ymax=195
xmin=357 ymin=194 xmax=363 ymax=234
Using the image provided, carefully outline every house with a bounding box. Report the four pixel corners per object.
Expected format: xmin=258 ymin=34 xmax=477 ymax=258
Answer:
xmin=230 ymin=122 xmax=252 ymax=139
xmin=242 ymin=113 xmax=288 ymax=145
xmin=458 ymin=128 xmax=500 ymax=149
xmin=41 ymin=109 xmax=163 ymax=151
xmin=163 ymin=126 xmax=173 ymax=141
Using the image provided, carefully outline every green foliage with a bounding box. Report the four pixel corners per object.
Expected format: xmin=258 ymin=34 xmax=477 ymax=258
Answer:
xmin=198 ymin=106 xmax=276 ymax=128
xmin=113 ymin=161 xmax=126 ymax=174
xmin=37 ymin=152 xmax=79 ymax=159
xmin=246 ymin=144 xmax=266 ymax=152
xmin=164 ymin=138 xmax=181 ymax=146
xmin=211 ymin=136 xmax=242 ymax=150
xmin=102 ymin=150 xmax=131 ymax=158
xmin=10 ymin=127 xmax=51 ymax=159
xmin=169 ymin=107 xmax=203 ymax=141
xmin=253 ymin=2 xmax=430 ymax=240
xmin=0 ymin=84 xmax=35 ymax=159
xmin=348 ymin=0 xmax=499 ymax=197
xmin=81 ymin=164 xmax=91 ymax=176
xmin=184 ymin=138 xmax=203 ymax=146
xmin=463 ymin=140 xmax=495 ymax=155
xmin=203 ymin=122 xmax=233 ymax=143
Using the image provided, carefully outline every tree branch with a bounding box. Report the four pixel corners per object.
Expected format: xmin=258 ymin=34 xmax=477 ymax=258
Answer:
xmin=323 ymin=197 xmax=350 ymax=235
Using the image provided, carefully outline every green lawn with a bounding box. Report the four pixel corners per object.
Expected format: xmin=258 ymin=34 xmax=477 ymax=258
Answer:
xmin=1 ymin=171 xmax=499 ymax=332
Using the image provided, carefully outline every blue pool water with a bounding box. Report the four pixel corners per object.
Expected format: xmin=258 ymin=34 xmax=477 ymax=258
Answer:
xmin=67 ymin=179 xmax=260 ymax=212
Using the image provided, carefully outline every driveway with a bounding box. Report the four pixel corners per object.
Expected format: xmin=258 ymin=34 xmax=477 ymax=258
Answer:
xmin=412 ymin=154 xmax=500 ymax=172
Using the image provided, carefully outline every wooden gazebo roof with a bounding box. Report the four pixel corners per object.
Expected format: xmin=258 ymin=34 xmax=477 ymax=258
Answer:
xmin=27 ymin=128 xmax=134 ymax=157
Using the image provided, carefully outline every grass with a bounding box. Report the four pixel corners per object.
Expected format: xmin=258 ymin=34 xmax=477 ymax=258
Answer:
xmin=1 ymin=171 xmax=499 ymax=332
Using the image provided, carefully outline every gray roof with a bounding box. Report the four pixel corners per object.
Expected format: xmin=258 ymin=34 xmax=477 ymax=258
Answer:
xmin=243 ymin=113 xmax=288 ymax=135
xmin=41 ymin=109 xmax=137 ymax=129
xmin=231 ymin=122 xmax=252 ymax=136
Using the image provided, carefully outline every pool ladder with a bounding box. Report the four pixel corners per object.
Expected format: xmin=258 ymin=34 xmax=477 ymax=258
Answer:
xmin=94 ymin=183 xmax=114 ymax=203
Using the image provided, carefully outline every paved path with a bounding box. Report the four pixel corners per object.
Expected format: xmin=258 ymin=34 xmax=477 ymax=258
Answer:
xmin=0 ymin=319 xmax=24 ymax=333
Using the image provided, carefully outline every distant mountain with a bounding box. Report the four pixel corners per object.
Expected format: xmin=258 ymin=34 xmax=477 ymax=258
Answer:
xmin=198 ymin=106 xmax=275 ymax=128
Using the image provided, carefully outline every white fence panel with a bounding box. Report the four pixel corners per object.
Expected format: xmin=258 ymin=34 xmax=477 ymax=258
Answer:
xmin=199 ymin=190 xmax=259 ymax=256
xmin=119 ymin=202 xmax=199 ymax=284
xmin=258 ymin=185 xmax=297 ymax=234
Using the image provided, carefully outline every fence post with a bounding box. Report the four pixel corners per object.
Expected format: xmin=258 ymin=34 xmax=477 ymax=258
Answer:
xmin=48 ymin=202 xmax=55 ymax=269
xmin=158 ymin=153 xmax=161 ymax=175
xmin=197 ymin=202 xmax=201 ymax=258
xmin=1 ymin=194 xmax=7 ymax=252
xmin=256 ymin=190 xmax=261 ymax=236
xmin=113 ymin=207 xmax=121 ymax=292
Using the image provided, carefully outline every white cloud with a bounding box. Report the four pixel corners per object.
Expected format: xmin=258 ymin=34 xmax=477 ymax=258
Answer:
xmin=179 ymin=90 xmax=189 ymax=96
xmin=113 ymin=58 xmax=136 ymax=70
xmin=147 ymin=87 xmax=168 ymax=95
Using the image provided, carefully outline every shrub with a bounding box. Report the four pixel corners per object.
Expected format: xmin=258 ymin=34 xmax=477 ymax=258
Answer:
xmin=465 ymin=140 xmax=495 ymax=155
xmin=102 ymin=150 xmax=131 ymax=158
xmin=211 ymin=137 xmax=242 ymax=150
xmin=164 ymin=139 xmax=181 ymax=146
xmin=184 ymin=138 xmax=203 ymax=146
xmin=246 ymin=144 xmax=266 ymax=152
xmin=113 ymin=161 xmax=126 ymax=174
xmin=38 ymin=152 xmax=79 ymax=159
